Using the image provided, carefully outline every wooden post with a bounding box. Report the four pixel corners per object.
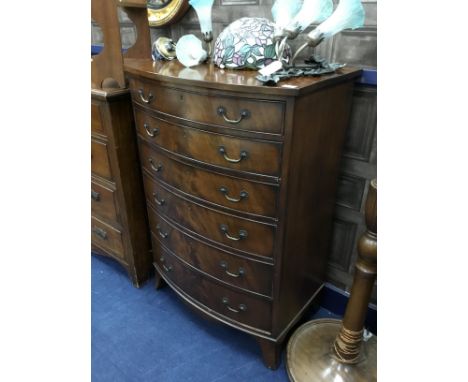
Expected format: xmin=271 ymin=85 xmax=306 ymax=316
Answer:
xmin=91 ymin=0 xmax=126 ymax=89
xmin=333 ymin=179 xmax=377 ymax=363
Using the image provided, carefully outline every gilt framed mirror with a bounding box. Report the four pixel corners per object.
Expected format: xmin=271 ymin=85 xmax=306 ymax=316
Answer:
xmin=147 ymin=0 xmax=190 ymax=27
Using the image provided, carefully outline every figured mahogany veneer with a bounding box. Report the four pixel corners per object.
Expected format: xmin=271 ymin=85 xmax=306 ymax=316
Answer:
xmin=125 ymin=59 xmax=361 ymax=368
xmin=133 ymin=106 xmax=282 ymax=178
xmin=142 ymin=173 xmax=276 ymax=258
xmin=153 ymin=246 xmax=273 ymax=333
xmin=129 ymin=77 xmax=285 ymax=135
xmin=147 ymin=212 xmax=273 ymax=298
xmin=138 ymin=140 xmax=279 ymax=218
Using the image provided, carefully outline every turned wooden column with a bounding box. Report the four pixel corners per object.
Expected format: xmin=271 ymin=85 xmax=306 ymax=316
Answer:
xmin=286 ymin=179 xmax=377 ymax=382
xmin=333 ymin=179 xmax=377 ymax=363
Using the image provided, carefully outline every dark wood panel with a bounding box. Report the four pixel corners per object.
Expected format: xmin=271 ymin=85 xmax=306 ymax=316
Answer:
xmin=329 ymin=219 xmax=358 ymax=273
xmin=335 ymin=174 xmax=366 ymax=211
xmin=343 ymin=86 xmax=377 ymax=162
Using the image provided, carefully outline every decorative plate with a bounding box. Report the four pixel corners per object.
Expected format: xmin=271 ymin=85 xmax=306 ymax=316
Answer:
xmin=147 ymin=0 xmax=190 ymax=27
xmin=213 ymin=17 xmax=291 ymax=70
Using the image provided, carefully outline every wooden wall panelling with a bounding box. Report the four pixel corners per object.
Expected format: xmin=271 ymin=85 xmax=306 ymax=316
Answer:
xmin=328 ymin=82 xmax=376 ymax=294
xmin=343 ymin=86 xmax=377 ymax=162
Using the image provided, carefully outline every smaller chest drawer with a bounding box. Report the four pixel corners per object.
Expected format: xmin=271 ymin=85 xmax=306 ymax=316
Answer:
xmin=134 ymin=108 xmax=282 ymax=177
xmin=143 ymin=175 xmax=276 ymax=258
xmin=148 ymin=211 xmax=273 ymax=297
xmin=91 ymin=180 xmax=118 ymax=223
xmin=154 ymin=248 xmax=272 ymax=333
xmin=129 ymin=78 xmax=285 ymax=135
xmin=91 ymin=102 xmax=105 ymax=136
xmin=91 ymin=139 xmax=112 ymax=180
xmin=139 ymin=142 xmax=278 ymax=218
xmin=91 ymin=216 xmax=124 ymax=258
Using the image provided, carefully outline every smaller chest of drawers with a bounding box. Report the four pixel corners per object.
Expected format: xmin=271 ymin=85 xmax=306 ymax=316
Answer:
xmin=91 ymin=88 xmax=152 ymax=286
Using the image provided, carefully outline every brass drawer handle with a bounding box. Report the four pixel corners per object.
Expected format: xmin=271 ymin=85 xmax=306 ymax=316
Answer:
xmin=160 ymin=257 xmax=173 ymax=272
xmin=149 ymin=158 xmax=163 ymax=172
xmin=217 ymin=106 xmax=250 ymax=124
xmin=138 ymin=88 xmax=154 ymax=104
xmin=219 ymin=187 xmax=248 ymax=203
xmin=218 ymin=146 xmax=248 ymax=163
xmin=152 ymin=192 xmax=165 ymax=206
xmin=220 ymin=224 xmax=248 ymax=241
xmin=220 ymin=261 xmax=245 ymax=278
xmin=91 ymin=190 xmax=101 ymax=201
xmin=144 ymin=123 xmax=159 ymax=137
xmin=222 ymin=297 xmax=247 ymax=313
xmin=92 ymin=227 xmax=107 ymax=240
xmin=156 ymin=224 xmax=168 ymax=239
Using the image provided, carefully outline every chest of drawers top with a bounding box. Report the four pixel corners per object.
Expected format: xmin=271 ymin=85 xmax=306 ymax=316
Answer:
xmin=124 ymin=58 xmax=361 ymax=97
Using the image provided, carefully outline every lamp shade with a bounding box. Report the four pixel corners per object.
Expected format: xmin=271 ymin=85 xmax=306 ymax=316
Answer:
xmin=313 ymin=0 xmax=365 ymax=39
xmin=189 ymin=0 xmax=215 ymax=34
xmin=213 ymin=17 xmax=292 ymax=70
xmin=176 ymin=34 xmax=207 ymax=68
xmin=271 ymin=0 xmax=303 ymax=29
xmin=289 ymin=0 xmax=334 ymax=32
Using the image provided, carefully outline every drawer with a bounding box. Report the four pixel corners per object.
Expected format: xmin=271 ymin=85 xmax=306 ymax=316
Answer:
xmin=91 ymin=102 xmax=105 ymax=135
xmin=91 ymin=138 xmax=112 ymax=180
xmin=91 ymin=180 xmax=118 ymax=223
xmin=134 ymin=107 xmax=282 ymax=177
xmin=154 ymin=248 xmax=272 ymax=332
xmin=129 ymin=78 xmax=284 ymax=135
xmin=91 ymin=216 xmax=124 ymax=258
xmin=139 ymin=143 xmax=278 ymax=218
xmin=143 ymin=176 xmax=276 ymax=258
xmin=148 ymin=211 xmax=273 ymax=297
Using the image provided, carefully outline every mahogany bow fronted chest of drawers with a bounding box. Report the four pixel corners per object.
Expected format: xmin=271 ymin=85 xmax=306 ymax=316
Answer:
xmin=124 ymin=59 xmax=361 ymax=369
xmin=91 ymin=88 xmax=152 ymax=286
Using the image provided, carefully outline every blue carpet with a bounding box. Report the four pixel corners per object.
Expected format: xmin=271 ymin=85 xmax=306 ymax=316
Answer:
xmin=92 ymin=254 xmax=340 ymax=382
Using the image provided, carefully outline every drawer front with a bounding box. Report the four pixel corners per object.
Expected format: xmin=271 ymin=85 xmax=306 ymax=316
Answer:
xmin=129 ymin=78 xmax=284 ymax=135
xmin=148 ymin=211 xmax=273 ymax=297
xmin=91 ymin=180 xmax=118 ymax=223
xmin=91 ymin=216 xmax=124 ymax=258
xmin=139 ymin=142 xmax=278 ymax=218
xmin=143 ymin=175 xmax=276 ymax=258
xmin=91 ymin=102 xmax=105 ymax=135
xmin=154 ymin=247 xmax=272 ymax=332
xmin=134 ymin=108 xmax=282 ymax=177
xmin=91 ymin=139 xmax=112 ymax=180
